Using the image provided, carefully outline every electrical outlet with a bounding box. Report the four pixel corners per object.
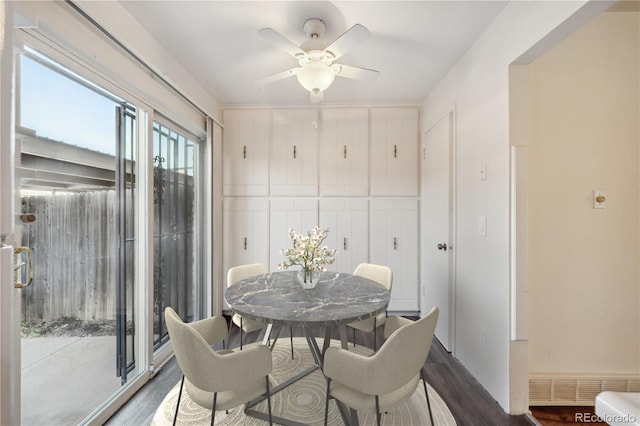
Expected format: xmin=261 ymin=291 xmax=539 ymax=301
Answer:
xmin=478 ymin=216 xmax=487 ymax=236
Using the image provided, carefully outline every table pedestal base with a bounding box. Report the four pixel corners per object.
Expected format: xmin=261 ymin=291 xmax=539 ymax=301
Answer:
xmin=244 ymin=324 xmax=353 ymax=425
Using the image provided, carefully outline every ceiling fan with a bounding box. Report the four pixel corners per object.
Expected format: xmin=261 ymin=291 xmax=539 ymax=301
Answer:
xmin=256 ymin=18 xmax=379 ymax=103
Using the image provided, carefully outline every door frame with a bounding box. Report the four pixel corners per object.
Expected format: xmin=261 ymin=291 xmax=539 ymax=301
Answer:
xmin=0 ymin=2 xmax=20 ymax=424
xmin=420 ymin=109 xmax=457 ymax=352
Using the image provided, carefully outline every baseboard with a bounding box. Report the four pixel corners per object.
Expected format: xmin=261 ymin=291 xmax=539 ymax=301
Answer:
xmin=529 ymin=374 xmax=640 ymax=406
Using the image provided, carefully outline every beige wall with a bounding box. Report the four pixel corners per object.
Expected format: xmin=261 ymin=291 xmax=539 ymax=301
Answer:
xmin=528 ymin=11 xmax=640 ymax=375
xmin=421 ymin=0 xmax=618 ymax=413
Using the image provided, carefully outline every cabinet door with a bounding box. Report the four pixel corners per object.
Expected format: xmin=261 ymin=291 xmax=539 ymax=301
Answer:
xmin=222 ymin=198 xmax=270 ymax=287
xmin=269 ymin=198 xmax=318 ymax=272
xmin=370 ymin=198 xmax=419 ymax=311
xmin=271 ymin=109 xmax=318 ymax=196
xmin=319 ymin=108 xmax=369 ymax=196
xmin=319 ymin=198 xmax=369 ymax=273
xmin=222 ymin=109 xmax=269 ymax=196
xmin=370 ymin=108 xmax=419 ymax=196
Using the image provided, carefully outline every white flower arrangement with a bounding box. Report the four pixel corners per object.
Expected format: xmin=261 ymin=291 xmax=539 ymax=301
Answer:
xmin=278 ymin=226 xmax=337 ymax=283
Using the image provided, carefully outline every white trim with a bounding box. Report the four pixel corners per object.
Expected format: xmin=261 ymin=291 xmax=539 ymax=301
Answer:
xmin=211 ymin=120 xmax=224 ymax=315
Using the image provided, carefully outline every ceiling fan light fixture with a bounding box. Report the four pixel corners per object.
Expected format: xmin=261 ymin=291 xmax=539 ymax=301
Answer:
xmin=296 ymin=61 xmax=336 ymax=93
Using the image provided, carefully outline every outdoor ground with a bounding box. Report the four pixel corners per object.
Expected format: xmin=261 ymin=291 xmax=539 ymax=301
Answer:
xmin=21 ymin=318 xmax=127 ymax=337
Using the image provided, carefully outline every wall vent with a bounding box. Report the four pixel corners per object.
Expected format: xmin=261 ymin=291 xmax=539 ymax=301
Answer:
xmin=529 ymin=375 xmax=640 ymax=406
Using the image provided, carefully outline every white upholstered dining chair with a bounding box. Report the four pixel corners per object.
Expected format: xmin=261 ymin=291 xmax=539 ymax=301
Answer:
xmin=227 ymin=263 xmax=295 ymax=358
xmin=164 ymin=307 xmax=273 ymax=425
xmin=346 ymin=263 xmax=393 ymax=351
xmin=324 ymin=307 xmax=439 ymax=426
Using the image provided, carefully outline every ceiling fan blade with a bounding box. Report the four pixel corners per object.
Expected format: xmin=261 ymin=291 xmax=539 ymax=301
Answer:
xmin=254 ymin=68 xmax=300 ymax=87
xmin=258 ymin=28 xmax=306 ymax=58
xmin=323 ymin=24 xmax=370 ymax=60
xmin=335 ymin=64 xmax=379 ymax=81
xmin=310 ymin=91 xmax=324 ymax=103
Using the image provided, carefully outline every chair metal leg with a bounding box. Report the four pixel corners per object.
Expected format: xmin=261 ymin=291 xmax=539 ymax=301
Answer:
xmin=210 ymin=392 xmax=217 ymax=426
xmin=266 ymin=376 xmax=273 ymax=425
xmin=324 ymin=378 xmax=331 ymax=426
xmin=421 ymin=370 xmax=435 ymax=426
xmin=290 ymin=326 xmax=294 ymax=359
xmin=375 ymin=395 xmax=381 ymax=426
xmin=173 ymin=375 xmax=185 ymax=426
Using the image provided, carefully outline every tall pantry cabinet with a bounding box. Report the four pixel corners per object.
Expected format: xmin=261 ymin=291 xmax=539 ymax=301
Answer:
xmin=221 ymin=107 xmax=420 ymax=313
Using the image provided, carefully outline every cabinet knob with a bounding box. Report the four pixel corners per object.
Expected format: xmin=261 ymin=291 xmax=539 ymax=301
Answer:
xmin=243 ymin=145 xmax=247 ymax=159
xmin=393 ymin=237 xmax=398 ymax=250
xmin=293 ymin=145 xmax=297 ymax=159
xmin=243 ymin=237 xmax=247 ymax=250
xmin=394 ymin=144 xmax=398 ymax=158
xmin=343 ymin=237 xmax=348 ymax=250
xmin=437 ymin=243 xmax=447 ymax=251
xmin=344 ymin=145 xmax=347 ymax=159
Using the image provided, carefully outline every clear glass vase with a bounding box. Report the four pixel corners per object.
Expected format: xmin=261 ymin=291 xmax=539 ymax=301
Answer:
xmin=296 ymin=269 xmax=317 ymax=290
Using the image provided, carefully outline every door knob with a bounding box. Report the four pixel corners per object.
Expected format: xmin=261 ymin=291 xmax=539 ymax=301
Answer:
xmin=437 ymin=243 xmax=447 ymax=251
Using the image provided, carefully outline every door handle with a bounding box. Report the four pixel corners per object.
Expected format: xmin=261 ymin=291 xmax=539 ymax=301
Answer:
xmin=14 ymin=247 xmax=34 ymax=288
xmin=437 ymin=243 xmax=447 ymax=251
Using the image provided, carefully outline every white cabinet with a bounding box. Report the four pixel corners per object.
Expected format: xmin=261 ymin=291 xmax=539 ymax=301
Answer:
xmin=271 ymin=109 xmax=318 ymax=196
xmin=222 ymin=198 xmax=270 ymax=286
xmin=319 ymin=108 xmax=369 ymax=196
xmin=370 ymin=198 xmax=419 ymax=311
xmin=269 ymin=198 xmax=318 ymax=272
xmin=221 ymin=107 xmax=421 ymax=314
xmin=222 ymin=109 xmax=270 ymax=196
xmin=370 ymin=108 xmax=419 ymax=196
xmin=319 ymin=198 xmax=369 ymax=274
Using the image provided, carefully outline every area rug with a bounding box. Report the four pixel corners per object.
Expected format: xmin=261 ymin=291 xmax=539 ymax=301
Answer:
xmin=152 ymin=337 xmax=457 ymax=425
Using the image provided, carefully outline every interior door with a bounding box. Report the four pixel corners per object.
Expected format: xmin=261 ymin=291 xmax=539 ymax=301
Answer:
xmin=421 ymin=111 xmax=455 ymax=351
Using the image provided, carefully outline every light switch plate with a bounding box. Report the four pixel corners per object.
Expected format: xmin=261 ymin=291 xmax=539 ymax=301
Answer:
xmin=479 ymin=162 xmax=487 ymax=181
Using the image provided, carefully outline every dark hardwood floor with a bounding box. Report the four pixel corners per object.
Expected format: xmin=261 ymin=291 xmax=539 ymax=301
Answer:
xmin=529 ymin=406 xmax=606 ymax=426
xmin=106 ymin=317 xmax=535 ymax=425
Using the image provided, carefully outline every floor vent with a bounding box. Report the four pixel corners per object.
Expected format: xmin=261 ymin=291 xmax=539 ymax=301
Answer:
xmin=529 ymin=375 xmax=640 ymax=405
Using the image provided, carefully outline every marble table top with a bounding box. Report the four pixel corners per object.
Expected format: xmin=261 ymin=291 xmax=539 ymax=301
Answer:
xmin=224 ymin=270 xmax=390 ymax=327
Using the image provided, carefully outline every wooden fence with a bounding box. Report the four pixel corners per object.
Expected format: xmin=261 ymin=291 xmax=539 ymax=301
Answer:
xmin=21 ymin=191 xmax=120 ymax=322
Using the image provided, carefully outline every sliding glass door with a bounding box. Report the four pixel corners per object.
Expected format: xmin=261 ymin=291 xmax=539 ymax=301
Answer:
xmin=15 ymin=32 xmax=208 ymax=425
xmin=18 ymin=51 xmax=137 ymax=424
xmin=152 ymin=120 xmax=204 ymax=347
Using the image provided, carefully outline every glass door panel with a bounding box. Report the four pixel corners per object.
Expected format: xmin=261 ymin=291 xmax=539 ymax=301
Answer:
xmin=18 ymin=52 xmax=136 ymax=425
xmin=152 ymin=121 xmax=201 ymax=347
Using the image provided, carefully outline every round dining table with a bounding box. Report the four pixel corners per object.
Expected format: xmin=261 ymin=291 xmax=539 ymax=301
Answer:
xmin=224 ymin=270 xmax=390 ymax=425
xmin=224 ymin=270 xmax=390 ymax=328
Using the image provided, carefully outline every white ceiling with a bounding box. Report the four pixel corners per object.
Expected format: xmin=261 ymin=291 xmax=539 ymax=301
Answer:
xmin=118 ymin=1 xmax=508 ymax=107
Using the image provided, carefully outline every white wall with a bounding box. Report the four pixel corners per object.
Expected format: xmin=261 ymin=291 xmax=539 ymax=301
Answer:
xmin=420 ymin=0 xmax=613 ymax=413
xmin=528 ymin=11 xmax=639 ymax=375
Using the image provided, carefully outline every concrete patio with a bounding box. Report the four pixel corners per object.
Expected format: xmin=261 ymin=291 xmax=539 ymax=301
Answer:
xmin=21 ymin=336 xmax=120 ymax=426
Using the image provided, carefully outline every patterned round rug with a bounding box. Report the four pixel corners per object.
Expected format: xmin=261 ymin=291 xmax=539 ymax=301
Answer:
xmin=151 ymin=337 xmax=457 ymax=425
